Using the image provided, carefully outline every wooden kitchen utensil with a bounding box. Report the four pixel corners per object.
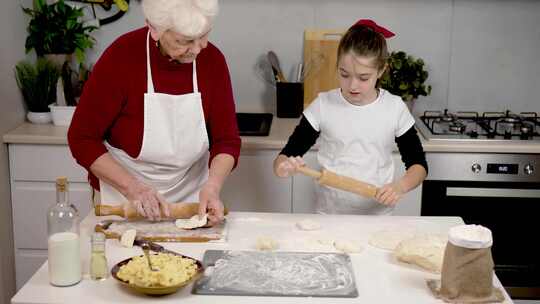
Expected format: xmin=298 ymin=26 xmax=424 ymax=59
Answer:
xmin=95 ymin=203 xmax=229 ymax=220
xmin=297 ymin=166 xmax=378 ymax=198
xmin=303 ymin=29 xmax=345 ymax=108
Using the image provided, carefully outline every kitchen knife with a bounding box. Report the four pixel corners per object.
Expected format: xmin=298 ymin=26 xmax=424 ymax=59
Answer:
xmin=267 ymin=51 xmax=287 ymax=82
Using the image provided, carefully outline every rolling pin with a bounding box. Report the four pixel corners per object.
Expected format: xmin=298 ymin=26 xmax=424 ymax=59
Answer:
xmin=297 ymin=166 xmax=378 ymax=198
xmin=95 ymin=202 xmax=229 ymax=220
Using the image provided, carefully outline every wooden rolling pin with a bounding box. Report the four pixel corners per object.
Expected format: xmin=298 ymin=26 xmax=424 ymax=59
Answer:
xmin=95 ymin=202 xmax=229 ymax=220
xmin=297 ymin=166 xmax=378 ymax=198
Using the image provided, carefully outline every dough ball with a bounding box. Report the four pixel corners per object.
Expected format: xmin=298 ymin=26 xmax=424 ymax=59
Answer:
xmin=296 ymin=219 xmax=321 ymax=231
xmin=334 ymin=240 xmax=363 ymax=254
xmin=369 ymin=230 xmax=416 ymax=250
xmin=120 ymin=229 xmax=136 ymax=248
xmin=256 ymin=236 xmax=279 ymax=251
xmin=175 ymin=214 xmax=208 ymax=229
xmin=394 ymin=235 xmax=447 ymax=273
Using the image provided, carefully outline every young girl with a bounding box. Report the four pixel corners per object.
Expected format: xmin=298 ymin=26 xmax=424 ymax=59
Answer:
xmin=273 ymin=19 xmax=427 ymax=215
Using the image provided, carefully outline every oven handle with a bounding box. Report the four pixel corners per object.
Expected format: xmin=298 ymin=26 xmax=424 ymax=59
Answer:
xmin=446 ymin=187 xmax=540 ymax=198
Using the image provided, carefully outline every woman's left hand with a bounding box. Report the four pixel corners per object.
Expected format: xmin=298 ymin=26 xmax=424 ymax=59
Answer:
xmin=374 ymin=182 xmax=405 ymax=206
xmin=198 ymin=181 xmax=225 ymax=226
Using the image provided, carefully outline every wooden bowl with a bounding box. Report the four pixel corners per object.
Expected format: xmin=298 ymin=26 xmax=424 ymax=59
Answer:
xmin=111 ymin=252 xmax=203 ymax=296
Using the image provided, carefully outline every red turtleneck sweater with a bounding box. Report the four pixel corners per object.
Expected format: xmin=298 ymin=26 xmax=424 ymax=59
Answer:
xmin=68 ymin=27 xmax=241 ymax=190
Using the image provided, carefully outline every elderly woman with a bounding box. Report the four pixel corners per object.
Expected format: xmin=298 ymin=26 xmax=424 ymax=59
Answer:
xmin=68 ymin=0 xmax=240 ymax=225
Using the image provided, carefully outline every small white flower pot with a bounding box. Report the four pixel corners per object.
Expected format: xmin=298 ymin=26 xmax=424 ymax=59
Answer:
xmin=27 ymin=111 xmax=52 ymax=124
xmin=49 ymin=104 xmax=76 ymax=126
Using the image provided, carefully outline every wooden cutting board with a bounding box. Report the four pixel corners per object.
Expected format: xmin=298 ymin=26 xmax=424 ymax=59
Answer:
xmin=95 ymin=219 xmax=227 ymax=242
xmin=303 ymin=29 xmax=345 ymax=108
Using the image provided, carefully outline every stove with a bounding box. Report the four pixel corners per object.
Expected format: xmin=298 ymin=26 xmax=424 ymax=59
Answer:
xmin=417 ymin=109 xmax=540 ymax=299
xmin=416 ymin=109 xmax=540 ymax=142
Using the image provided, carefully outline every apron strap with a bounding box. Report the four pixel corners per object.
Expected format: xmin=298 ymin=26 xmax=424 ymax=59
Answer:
xmin=192 ymin=60 xmax=198 ymax=93
xmin=146 ymin=30 xmax=155 ymax=94
xmin=146 ymin=30 xmax=199 ymax=94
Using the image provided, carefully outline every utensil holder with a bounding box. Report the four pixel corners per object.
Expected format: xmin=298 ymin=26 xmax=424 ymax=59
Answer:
xmin=276 ymin=82 xmax=303 ymax=118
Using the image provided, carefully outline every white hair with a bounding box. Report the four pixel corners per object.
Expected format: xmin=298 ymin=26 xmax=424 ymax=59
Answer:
xmin=142 ymin=0 xmax=218 ymax=37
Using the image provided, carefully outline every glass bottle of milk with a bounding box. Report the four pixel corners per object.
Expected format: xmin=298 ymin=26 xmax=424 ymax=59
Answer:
xmin=47 ymin=176 xmax=81 ymax=286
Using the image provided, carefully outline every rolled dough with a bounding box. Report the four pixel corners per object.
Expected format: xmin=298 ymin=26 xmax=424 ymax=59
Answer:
xmin=175 ymin=214 xmax=208 ymax=229
xmin=368 ymin=230 xmax=416 ymax=250
xmin=393 ymin=235 xmax=447 ymax=273
xmin=296 ymin=219 xmax=321 ymax=231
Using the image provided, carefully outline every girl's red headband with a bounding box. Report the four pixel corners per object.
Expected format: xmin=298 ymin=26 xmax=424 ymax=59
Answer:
xmin=353 ymin=19 xmax=395 ymax=38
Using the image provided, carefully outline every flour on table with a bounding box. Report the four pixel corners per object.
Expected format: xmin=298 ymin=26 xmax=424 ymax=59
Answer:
xmin=256 ymin=236 xmax=279 ymax=251
xmin=334 ymin=240 xmax=363 ymax=254
xmin=175 ymin=214 xmax=208 ymax=229
xmin=368 ymin=230 xmax=416 ymax=250
xmin=296 ymin=219 xmax=321 ymax=231
xmin=393 ymin=234 xmax=447 ymax=273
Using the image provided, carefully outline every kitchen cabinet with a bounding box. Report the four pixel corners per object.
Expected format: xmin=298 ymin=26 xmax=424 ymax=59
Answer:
xmin=292 ymin=151 xmax=422 ymax=215
xmin=9 ymin=144 xmax=92 ymax=289
xmin=221 ymin=149 xmax=292 ymax=212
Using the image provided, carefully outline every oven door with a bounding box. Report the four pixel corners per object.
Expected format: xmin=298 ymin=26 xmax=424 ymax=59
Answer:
xmin=422 ymin=180 xmax=540 ymax=299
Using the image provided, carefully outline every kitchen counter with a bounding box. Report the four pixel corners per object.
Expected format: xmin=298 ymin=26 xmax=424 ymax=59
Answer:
xmin=12 ymin=212 xmax=512 ymax=304
xmin=4 ymin=121 xmax=540 ymax=153
xmin=2 ymin=119 xmax=301 ymax=150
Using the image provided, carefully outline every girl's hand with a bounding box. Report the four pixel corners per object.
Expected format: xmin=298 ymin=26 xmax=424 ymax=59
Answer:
xmin=274 ymin=156 xmax=305 ymax=178
xmin=374 ymin=182 xmax=405 ymax=206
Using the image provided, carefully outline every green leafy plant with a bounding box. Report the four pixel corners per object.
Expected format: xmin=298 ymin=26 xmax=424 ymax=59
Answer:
xmin=379 ymin=51 xmax=432 ymax=102
xmin=15 ymin=59 xmax=61 ymax=112
xmin=23 ymin=0 xmax=97 ymax=63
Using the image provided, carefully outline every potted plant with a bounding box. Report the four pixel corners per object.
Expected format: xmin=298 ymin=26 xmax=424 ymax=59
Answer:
xmin=22 ymin=0 xmax=97 ymax=64
xmin=48 ymin=62 xmax=92 ymax=126
xmin=15 ymin=59 xmax=60 ymax=124
xmin=23 ymin=0 xmax=97 ymax=125
xmin=379 ymin=51 xmax=432 ymax=108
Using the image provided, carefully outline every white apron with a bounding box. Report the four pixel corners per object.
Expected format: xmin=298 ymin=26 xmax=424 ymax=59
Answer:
xmin=99 ymin=31 xmax=209 ymax=205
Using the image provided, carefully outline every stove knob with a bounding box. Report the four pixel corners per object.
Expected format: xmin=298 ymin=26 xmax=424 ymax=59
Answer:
xmin=524 ymin=164 xmax=534 ymax=175
xmin=471 ymin=163 xmax=482 ymax=173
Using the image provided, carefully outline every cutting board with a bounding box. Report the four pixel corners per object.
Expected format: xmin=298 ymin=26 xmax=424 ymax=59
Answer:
xmin=303 ymin=29 xmax=345 ymax=108
xmin=95 ymin=219 xmax=227 ymax=242
xmin=192 ymin=250 xmax=358 ymax=297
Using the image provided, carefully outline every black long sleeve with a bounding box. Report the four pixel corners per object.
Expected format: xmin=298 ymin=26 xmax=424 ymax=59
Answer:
xmin=280 ymin=115 xmax=320 ymax=157
xmin=395 ymin=126 xmax=428 ymax=174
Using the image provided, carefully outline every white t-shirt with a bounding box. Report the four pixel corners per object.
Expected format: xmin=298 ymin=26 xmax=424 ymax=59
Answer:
xmin=303 ymin=88 xmax=415 ymax=214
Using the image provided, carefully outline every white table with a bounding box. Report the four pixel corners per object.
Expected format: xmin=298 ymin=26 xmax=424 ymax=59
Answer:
xmin=12 ymin=212 xmax=512 ymax=303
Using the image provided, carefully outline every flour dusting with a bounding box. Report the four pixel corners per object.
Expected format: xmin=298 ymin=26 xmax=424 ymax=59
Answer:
xmin=197 ymin=251 xmax=357 ymax=297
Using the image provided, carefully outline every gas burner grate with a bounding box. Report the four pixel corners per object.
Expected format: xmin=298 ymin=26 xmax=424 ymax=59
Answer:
xmin=419 ymin=109 xmax=540 ymax=140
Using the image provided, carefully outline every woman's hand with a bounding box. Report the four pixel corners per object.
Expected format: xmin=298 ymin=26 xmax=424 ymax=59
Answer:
xmin=124 ymin=179 xmax=170 ymax=221
xmin=198 ymin=181 xmax=225 ymax=226
xmin=374 ymin=181 xmax=405 ymax=206
xmin=274 ymin=155 xmax=305 ymax=178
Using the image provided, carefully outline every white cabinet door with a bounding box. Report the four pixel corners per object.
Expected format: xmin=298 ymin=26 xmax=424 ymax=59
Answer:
xmin=9 ymin=144 xmax=92 ymax=290
xmin=221 ymin=150 xmax=292 ymax=213
xmin=14 ymin=249 xmax=47 ymax=290
xmin=292 ymin=151 xmax=422 ymax=215
xmin=12 ymin=181 xmax=92 ymax=250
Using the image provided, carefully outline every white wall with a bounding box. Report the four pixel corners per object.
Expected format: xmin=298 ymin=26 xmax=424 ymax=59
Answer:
xmin=83 ymin=0 xmax=540 ymax=115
